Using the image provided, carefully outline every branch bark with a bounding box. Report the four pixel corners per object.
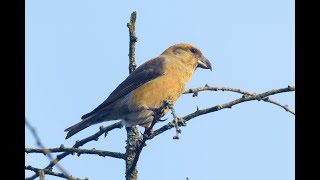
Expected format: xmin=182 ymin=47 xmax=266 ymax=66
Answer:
xmin=25 ymin=166 xmax=84 ymax=180
xmin=184 ymin=85 xmax=295 ymax=114
xmin=153 ymin=86 xmax=295 ymax=137
xmin=125 ymin=127 xmax=139 ymax=180
xmin=26 ymin=122 xmax=123 ymax=180
xmin=25 ymin=118 xmax=71 ymax=179
xmin=25 ymin=146 xmax=126 ymax=160
xmin=125 ymin=11 xmax=139 ymax=180
xmin=128 ymin=11 xmax=137 ymax=74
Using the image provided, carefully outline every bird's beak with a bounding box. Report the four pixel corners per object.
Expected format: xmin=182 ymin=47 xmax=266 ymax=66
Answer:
xmin=197 ymin=56 xmax=212 ymax=71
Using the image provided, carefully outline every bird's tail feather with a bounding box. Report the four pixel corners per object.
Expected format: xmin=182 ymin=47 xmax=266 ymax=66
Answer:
xmin=64 ymin=117 xmax=95 ymax=139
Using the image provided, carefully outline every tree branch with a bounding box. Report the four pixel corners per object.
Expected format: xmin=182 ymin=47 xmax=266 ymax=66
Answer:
xmin=125 ymin=127 xmax=139 ymax=180
xmin=183 ymin=85 xmax=251 ymax=96
xmin=25 ymin=146 xmax=126 ymax=160
xmin=25 ymin=118 xmax=71 ymax=179
xmin=125 ymin=11 xmax=139 ymax=180
xmin=262 ymin=97 xmax=295 ymax=115
xmin=127 ymin=11 xmax=137 ymax=74
xmin=25 ymin=166 xmax=85 ymax=180
xmin=26 ymin=122 xmax=123 ymax=180
xmin=153 ymin=86 xmax=295 ymax=137
xmin=184 ymin=85 xmax=295 ymax=114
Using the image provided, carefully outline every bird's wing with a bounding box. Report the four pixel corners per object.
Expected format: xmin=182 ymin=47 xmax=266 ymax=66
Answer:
xmin=81 ymin=56 xmax=166 ymax=119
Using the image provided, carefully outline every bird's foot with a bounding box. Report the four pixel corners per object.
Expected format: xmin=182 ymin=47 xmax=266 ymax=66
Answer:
xmin=143 ymin=128 xmax=155 ymax=139
xmin=147 ymin=99 xmax=173 ymax=120
xmin=147 ymin=107 xmax=165 ymax=121
xmin=158 ymin=118 xmax=168 ymax=122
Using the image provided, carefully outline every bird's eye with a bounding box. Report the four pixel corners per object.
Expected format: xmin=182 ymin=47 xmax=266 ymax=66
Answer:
xmin=190 ymin=48 xmax=197 ymax=54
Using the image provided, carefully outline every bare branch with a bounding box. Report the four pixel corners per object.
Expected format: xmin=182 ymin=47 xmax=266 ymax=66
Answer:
xmin=184 ymin=85 xmax=295 ymax=114
xmin=26 ymin=122 xmax=123 ymax=180
xmin=125 ymin=11 xmax=139 ymax=180
xmin=25 ymin=166 xmax=85 ymax=180
xmin=154 ymin=86 xmax=295 ymax=137
xmin=125 ymin=127 xmax=139 ymax=180
xmin=183 ymin=85 xmax=251 ymax=96
xmin=25 ymin=118 xmax=71 ymax=179
xmin=262 ymin=97 xmax=295 ymax=115
xmin=127 ymin=11 xmax=137 ymax=74
xmin=25 ymin=145 xmax=126 ymax=160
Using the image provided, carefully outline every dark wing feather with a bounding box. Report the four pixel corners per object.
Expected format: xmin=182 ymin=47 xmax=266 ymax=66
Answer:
xmin=81 ymin=56 xmax=166 ymax=119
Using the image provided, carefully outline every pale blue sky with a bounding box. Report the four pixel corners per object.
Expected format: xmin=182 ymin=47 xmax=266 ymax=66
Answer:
xmin=26 ymin=0 xmax=295 ymax=179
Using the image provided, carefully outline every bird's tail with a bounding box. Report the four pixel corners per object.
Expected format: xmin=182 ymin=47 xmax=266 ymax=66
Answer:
xmin=64 ymin=116 xmax=95 ymax=139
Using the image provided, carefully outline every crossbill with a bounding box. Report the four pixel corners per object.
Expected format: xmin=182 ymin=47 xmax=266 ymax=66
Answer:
xmin=65 ymin=43 xmax=212 ymax=139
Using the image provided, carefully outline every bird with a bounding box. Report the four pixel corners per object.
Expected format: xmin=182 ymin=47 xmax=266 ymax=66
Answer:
xmin=65 ymin=43 xmax=212 ymax=139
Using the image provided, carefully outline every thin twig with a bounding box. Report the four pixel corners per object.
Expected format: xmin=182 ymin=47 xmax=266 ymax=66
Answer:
xmin=154 ymin=86 xmax=295 ymax=137
xmin=128 ymin=11 xmax=137 ymax=74
xmin=25 ymin=166 xmax=84 ymax=180
xmin=262 ymin=97 xmax=295 ymax=115
xmin=184 ymin=85 xmax=295 ymax=114
xmin=25 ymin=146 xmax=126 ymax=160
xmin=26 ymin=122 xmax=123 ymax=180
xmin=25 ymin=118 xmax=71 ymax=178
xmin=183 ymin=85 xmax=251 ymax=96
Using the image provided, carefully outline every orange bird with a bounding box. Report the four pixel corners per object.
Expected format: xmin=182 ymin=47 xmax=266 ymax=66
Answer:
xmin=65 ymin=43 xmax=212 ymax=139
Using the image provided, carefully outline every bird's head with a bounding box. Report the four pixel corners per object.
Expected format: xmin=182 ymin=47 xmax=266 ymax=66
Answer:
xmin=162 ymin=43 xmax=212 ymax=71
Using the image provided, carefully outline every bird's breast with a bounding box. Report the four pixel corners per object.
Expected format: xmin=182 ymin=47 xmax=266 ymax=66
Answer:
xmin=129 ymin=64 xmax=194 ymax=111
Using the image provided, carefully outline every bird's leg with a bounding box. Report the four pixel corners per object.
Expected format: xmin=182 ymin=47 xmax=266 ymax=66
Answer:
xmin=142 ymin=127 xmax=154 ymax=139
xmin=140 ymin=108 xmax=162 ymax=140
xmin=146 ymin=107 xmax=165 ymax=120
xmin=143 ymin=105 xmax=168 ymax=139
xmin=143 ymin=100 xmax=173 ymax=139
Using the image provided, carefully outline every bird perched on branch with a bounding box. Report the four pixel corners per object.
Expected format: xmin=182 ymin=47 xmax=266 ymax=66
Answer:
xmin=65 ymin=43 xmax=212 ymax=139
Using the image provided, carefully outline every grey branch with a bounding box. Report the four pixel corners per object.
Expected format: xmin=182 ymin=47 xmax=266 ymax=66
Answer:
xmin=183 ymin=85 xmax=251 ymax=96
xmin=184 ymin=85 xmax=295 ymax=114
xmin=126 ymin=11 xmax=139 ymax=180
xmin=154 ymin=86 xmax=295 ymax=137
xmin=25 ymin=118 xmax=71 ymax=179
xmin=26 ymin=122 xmax=123 ymax=180
xmin=127 ymin=11 xmax=137 ymax=74
xmin=25 ymin=166 xmax=85 ymax=180
xmin=25 ymin=145 xmax=126 ymax=160
xmin=262 ymin=97 xmax=295 ymax=115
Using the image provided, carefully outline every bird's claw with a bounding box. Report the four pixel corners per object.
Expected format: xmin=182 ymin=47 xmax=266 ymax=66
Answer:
xmin=147 ymin=107 xmax=165 ymax=121
xmin=158 ymin=118 xmax=168 ymax=122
